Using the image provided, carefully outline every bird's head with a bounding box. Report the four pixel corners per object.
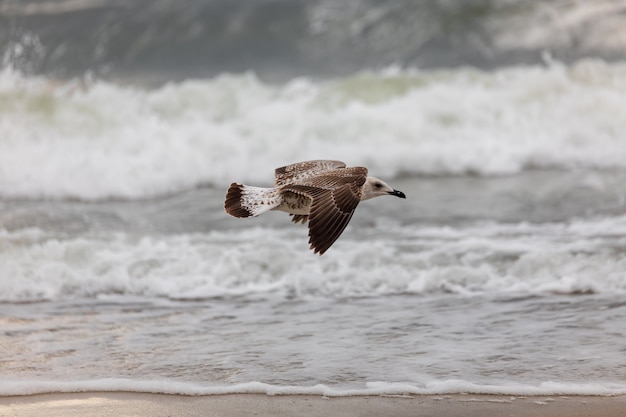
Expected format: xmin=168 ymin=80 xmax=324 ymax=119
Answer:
xmin=361 ymin=177 xmax=406 ymax=201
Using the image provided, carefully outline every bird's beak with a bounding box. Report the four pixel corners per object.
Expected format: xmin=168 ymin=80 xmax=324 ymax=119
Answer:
xmin=389 ymin=189 xmax=406 ymax=199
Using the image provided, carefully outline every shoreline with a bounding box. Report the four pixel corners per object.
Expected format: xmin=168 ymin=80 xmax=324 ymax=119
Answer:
xmin=1 ymin=393 xmax=625 ymax=417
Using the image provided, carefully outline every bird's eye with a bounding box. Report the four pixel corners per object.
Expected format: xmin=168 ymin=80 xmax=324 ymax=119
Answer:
xmin=374 ymin=182 xmax=382 ymax=188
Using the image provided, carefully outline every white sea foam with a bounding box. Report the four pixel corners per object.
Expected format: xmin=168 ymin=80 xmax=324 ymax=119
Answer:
xmin=1 ymin=60 xmax=626 ymax=199
xmin=2 ymin=215 xmax=625 ymax=302
xmin=1 ymin=378 xmax=624 ymax=397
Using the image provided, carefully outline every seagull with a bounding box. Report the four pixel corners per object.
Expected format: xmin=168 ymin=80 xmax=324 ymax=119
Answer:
xmin=224 ymin=160 xmax=406 ymax=255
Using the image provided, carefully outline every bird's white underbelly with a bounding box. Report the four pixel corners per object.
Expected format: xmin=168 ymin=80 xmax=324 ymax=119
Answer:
xmin=273 ymin=192 xmax=311 ymax=215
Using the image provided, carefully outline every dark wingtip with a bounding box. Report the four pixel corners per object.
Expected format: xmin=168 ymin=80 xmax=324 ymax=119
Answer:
xmin=310 ymin=244 xmax=328 ymax=256
xmin=224 ymin=183 xmax=253 ymax=217
xmin=309 ymin=234 xmax=333 ymax=255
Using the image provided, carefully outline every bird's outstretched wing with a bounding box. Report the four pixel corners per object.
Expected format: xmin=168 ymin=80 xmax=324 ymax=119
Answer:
xmin=275 ymin=160 xmax=346 ymax=187
xmin=281 ymin=167 xmax=367 ymax=254
xmin=289 ymin=214 xmax=309 ymax=224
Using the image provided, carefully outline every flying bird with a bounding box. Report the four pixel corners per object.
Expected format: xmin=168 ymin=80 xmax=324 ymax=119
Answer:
xmin=224 ymin=160 xmax=406 ymax=255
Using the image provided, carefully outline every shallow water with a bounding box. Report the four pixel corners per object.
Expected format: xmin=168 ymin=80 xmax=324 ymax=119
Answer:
xmin=1 ymin=293 xmax=625 ymax=396
xmin=1 ymin=170 xmax=626 ymax=396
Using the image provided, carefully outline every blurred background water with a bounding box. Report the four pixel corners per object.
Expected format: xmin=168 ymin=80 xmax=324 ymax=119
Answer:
xmin=2 ymin=0 xmax=626 ymax=81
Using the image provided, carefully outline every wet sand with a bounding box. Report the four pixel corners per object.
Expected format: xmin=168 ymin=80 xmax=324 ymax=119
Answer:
xmin=1 ymin=393 xmax=625 ymax=417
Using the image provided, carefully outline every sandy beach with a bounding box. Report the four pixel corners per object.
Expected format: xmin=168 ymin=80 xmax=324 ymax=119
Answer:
xmin=1 ymin=393 xmax=624 ymax=417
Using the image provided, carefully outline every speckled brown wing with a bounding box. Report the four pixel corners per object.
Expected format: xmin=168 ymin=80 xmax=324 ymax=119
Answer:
xmin=274 ymin=160 xmax=346 ymax=187
xmin=289 ymin=214 xmax=309 ymax=224
xmin=281 ymin=167 xmax=367 ymax=255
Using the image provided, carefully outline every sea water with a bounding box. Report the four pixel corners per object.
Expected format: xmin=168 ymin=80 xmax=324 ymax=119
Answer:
xmin=1 ymin=54 xmax=626 ymax=396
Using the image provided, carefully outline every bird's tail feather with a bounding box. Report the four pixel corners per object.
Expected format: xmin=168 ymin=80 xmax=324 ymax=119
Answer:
xmin=224 ymin=183 xmax=282 ymax=217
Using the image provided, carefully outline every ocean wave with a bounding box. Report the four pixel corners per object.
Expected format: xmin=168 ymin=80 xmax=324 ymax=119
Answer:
xmin=2 ymin=215 xmax=625 ymax=302
xmin=4 ymin=0 xmax=626 ymax=78
xmin=1 ymin=60 xmax=626 ymax=200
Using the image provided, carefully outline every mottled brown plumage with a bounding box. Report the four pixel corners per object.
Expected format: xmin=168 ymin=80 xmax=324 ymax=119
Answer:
xmin=225 ymin=160 xmax=405 ymax=255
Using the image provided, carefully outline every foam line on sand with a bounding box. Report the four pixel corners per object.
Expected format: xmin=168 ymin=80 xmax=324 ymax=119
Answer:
xmin=1 ymin=393 xmax=625 ymax=417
